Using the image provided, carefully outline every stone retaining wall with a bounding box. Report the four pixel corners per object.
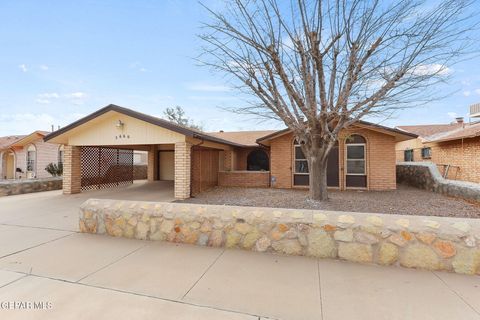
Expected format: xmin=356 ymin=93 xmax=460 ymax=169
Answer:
xmin=397 ymin=162 xmax=480 ymax=202
xmin=80 ymin=199 xmax=480 ymax=275
xmin=218 ymin=171 xmax=270 ymax=188
xmin=0 ymin=177 xmax=62 ymax=197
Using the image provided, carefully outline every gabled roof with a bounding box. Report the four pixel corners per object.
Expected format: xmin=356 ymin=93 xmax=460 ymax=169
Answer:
xmin=0 ymin=135 xmax=26 ymax=150
xmin=207 ymin=130 xmax=277 ymax=147
xmin=424 ymin=122 xmax=480 ymax=143
xmin=9 ymin=131 xmax=50 ymax=147
xmin=257 ymin=120 xmax=417 ymax=143
xmin=44 ymin=104 xmax=245 ymax=147
xmin=396 ymin=123 xmax=464 ymax=138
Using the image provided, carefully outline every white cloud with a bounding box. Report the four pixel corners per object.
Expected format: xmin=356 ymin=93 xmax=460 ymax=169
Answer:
xmin=463 ymin=91 xmax=471 ymax=97
xmin=475 ymin=89 xmax=480 ymax=96
xmin=412 ymin=64 xmax=452 ymax=76
xmin=18 ymin=64 xmax=28 ymax=72
xmin=129 ymin=61 xmax=150 ymax=73
xmin=68 ymin=92 xmax=86 ymax=99
xmin=0 ymin=113 xmax=86 ymax=136
xmin=35 ymin=92 xmax=60 ymax=104
xmin=447 ymin=112 xmax=458 ymax=119
xmin=188 ymin=83 xmax=231 ymax=92
xmin=39 ymin=65 xmax=49 ymax=71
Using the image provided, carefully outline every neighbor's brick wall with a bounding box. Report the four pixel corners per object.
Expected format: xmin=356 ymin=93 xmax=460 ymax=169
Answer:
xmin=63 ymin=145 xmax=81 ymax=194
xmin=429 ymin=136 xmax=480 ymax=183
xmin=269 ymin=129 xmax=397 ymax=190
xmin=35 ymin=140 xmax=60 ymax=178
xmin=218 ymin=171 xmax=270 ymax=188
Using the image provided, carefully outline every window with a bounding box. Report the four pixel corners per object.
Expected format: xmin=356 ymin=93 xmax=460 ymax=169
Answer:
xmin=345 ymin=135 xmax=366 ymax=175
xmin=404 ymin=149 xmax=414 ymax=162
xmin=26 ymin=145 xmax=36 ymax=172
xmin=421 ymin=147 xmax=431 ymax=159
xmin=58 ymin=145 xmax=64 ymax=166
xmin=293 ymin=140 xmax=309 ymax=186
xmin=247 ymin=149 xmax=269 ymax=171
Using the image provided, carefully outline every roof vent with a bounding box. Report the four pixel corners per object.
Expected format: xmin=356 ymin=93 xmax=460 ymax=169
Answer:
xmin=219 ymin=130 xmax=224 ymax=133
xmin=455 ymin=117 xmax=464 ymax=124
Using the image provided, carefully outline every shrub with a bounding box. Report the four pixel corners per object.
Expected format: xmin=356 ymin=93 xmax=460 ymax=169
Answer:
xmin=45 ymin=162 xmax=63 ymax=177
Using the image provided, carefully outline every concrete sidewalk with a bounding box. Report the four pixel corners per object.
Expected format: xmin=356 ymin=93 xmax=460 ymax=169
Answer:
xmin=0 ymin=190 xmax=479 ymax=319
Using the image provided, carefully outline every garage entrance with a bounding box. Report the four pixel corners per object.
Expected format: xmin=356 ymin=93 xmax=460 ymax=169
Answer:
xmin=80 ymin=146 xmax=134 ymax=191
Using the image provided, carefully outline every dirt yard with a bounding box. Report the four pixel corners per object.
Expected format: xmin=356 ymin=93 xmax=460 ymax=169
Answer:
xmin=178 ymin=184 xmax=480 ymax=218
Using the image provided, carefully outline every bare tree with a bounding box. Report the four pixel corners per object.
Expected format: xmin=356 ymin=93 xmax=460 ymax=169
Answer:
xmin=164 ymin=106 xmax=204 ymax=131
xmin=198 ymin=0 xmax=476 ymax=200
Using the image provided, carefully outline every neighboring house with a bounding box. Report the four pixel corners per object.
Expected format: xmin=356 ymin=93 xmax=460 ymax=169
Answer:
xmin=44 ymin=104 xmax=416 ymax=199
xmin=0 ymin=131 xmax=62 ymax=180
xmin=396 ymin=107 xmax=480 ymax=183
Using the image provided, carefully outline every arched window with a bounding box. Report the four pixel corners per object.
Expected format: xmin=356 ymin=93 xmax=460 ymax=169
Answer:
xmin=26 ymin=144 xmax=36 ymax=173
xmin=58 ymin=145 xmax=65 ymax=166
xmin=345 ymin=135 xmax=366 ymax=187
xmin=247 ymin=149 xmax=269 ymax=171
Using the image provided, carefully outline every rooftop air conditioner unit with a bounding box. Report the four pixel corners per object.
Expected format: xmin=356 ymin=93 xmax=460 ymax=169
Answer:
xmin=470 ymin=103 xmax=480 ymax=118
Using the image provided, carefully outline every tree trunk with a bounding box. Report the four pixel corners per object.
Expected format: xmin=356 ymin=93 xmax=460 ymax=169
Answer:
xmin=307 ymin=147 xmax=329 ymax=201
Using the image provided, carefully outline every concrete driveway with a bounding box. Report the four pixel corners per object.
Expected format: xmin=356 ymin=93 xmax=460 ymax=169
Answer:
xmin=0 ymin=188 xmax=479 ymax=319
xmin=0 ymin=180 xmax=174 ymax=231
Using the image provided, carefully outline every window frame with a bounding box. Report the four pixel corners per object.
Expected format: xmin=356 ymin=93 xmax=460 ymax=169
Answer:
xmin=404 ymin=149 xmax=414 ymax=162
xmin=293 ymin=142 xmax=309 ymax=175
xmin=345 ymin=143 xmax=366 ymax=175
xmin=421 ymin=147 xmax=431 ymax=159
xmin=26 ymin=144 xmax=36 ymax=172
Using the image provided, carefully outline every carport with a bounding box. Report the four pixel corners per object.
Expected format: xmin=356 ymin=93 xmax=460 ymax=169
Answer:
xmin=44 ymin=104 xmax=241 ymax=199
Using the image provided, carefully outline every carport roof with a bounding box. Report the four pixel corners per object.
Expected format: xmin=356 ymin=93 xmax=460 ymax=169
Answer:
xmin=44 ymin=104 xmax=245 ymax=147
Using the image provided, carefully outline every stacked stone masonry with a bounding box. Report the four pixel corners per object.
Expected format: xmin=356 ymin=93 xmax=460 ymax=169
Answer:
xmin=80 ymin=199 xmax=480 ymax=275
xmin=397 ymin=162 xmax=480 ymax=202
xmin=0 ymin=177 xmax=62 ymax=197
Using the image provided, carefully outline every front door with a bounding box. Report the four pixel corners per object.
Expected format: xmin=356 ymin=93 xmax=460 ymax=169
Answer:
xmin=326 ymin=146 xmax=339 ymax=187
xmin=6 ymin=153 xmax=14 ymax=179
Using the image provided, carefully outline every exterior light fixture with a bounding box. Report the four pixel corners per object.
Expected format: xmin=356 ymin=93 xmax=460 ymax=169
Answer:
xmin=116 ymin=120 xmax=124 ymax=129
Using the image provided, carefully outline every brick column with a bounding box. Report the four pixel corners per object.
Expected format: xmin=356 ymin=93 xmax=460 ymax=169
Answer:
xmin=147 ymin=145 xmax=158 ymax=182
xmin=63 ymin=145 xmax=81 ymax=194
xmin=174 ymin=142 xmax=192 ymax=199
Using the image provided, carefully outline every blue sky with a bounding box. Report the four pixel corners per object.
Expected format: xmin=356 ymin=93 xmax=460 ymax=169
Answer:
xmin=0 ymin=0 xmax=480 ymax=136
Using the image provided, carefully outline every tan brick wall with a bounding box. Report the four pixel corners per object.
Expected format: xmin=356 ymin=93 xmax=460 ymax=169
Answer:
xmin=269 ymin=128 xmax=397 ymax=191
xmin=429 ymin=137 xmax=480 ymax=183
xmin=270 ymin=133 xmax=294 ymax=188
xmin=174 ymin=142 xmax=192 ymax=199
xmin=34 ymin=140 xmax=61 ymax=178
xmin=63 ymin=145 xmax=81 ymax=194
xmin=395 ymin=138 xmax=429 ymax=162
xmin=218 ymin=171 xmax=270 ymax=187
xmin=147 ymin=145 xmax=158 ymax=182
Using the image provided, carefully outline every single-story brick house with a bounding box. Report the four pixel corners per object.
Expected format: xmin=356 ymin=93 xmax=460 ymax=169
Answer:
xmin=396 ymin=117 xmax=480 ymax=183
xmin=0 ymin=131 xmax=62 ymax=180
xmin=44 ymin=104 xmax=416 ymax=199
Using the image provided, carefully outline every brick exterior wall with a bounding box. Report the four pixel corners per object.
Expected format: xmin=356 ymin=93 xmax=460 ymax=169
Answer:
xmin=269 ymin=129 xmax=397 ymax=191
xmin=428 ymin=137 xmax=480 ymax=183
xmin=34 ymin=140 xmax=60 ymax=178
xmin=63 ymin=145 xmax=81 ymax=194
xmin=147 ymin=145 xmax=158 ymax=182
xmin=174 ymin=142 xmax=191 ymax=199
xmin=218 ymin=171 xmax=270 ymax=187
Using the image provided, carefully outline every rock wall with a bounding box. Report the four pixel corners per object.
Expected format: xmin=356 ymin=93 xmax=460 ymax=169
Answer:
xmin=80 ymin=199 xmax=480 ymax=275
xmin=0 ymin=177 xmax=62 ymax=197
xmin=397 ymin=162 xmax=480 ymax=202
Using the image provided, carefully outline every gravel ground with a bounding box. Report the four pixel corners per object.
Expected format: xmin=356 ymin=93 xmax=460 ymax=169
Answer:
xmin=178 ymin=184 xmax=480 ymax=218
